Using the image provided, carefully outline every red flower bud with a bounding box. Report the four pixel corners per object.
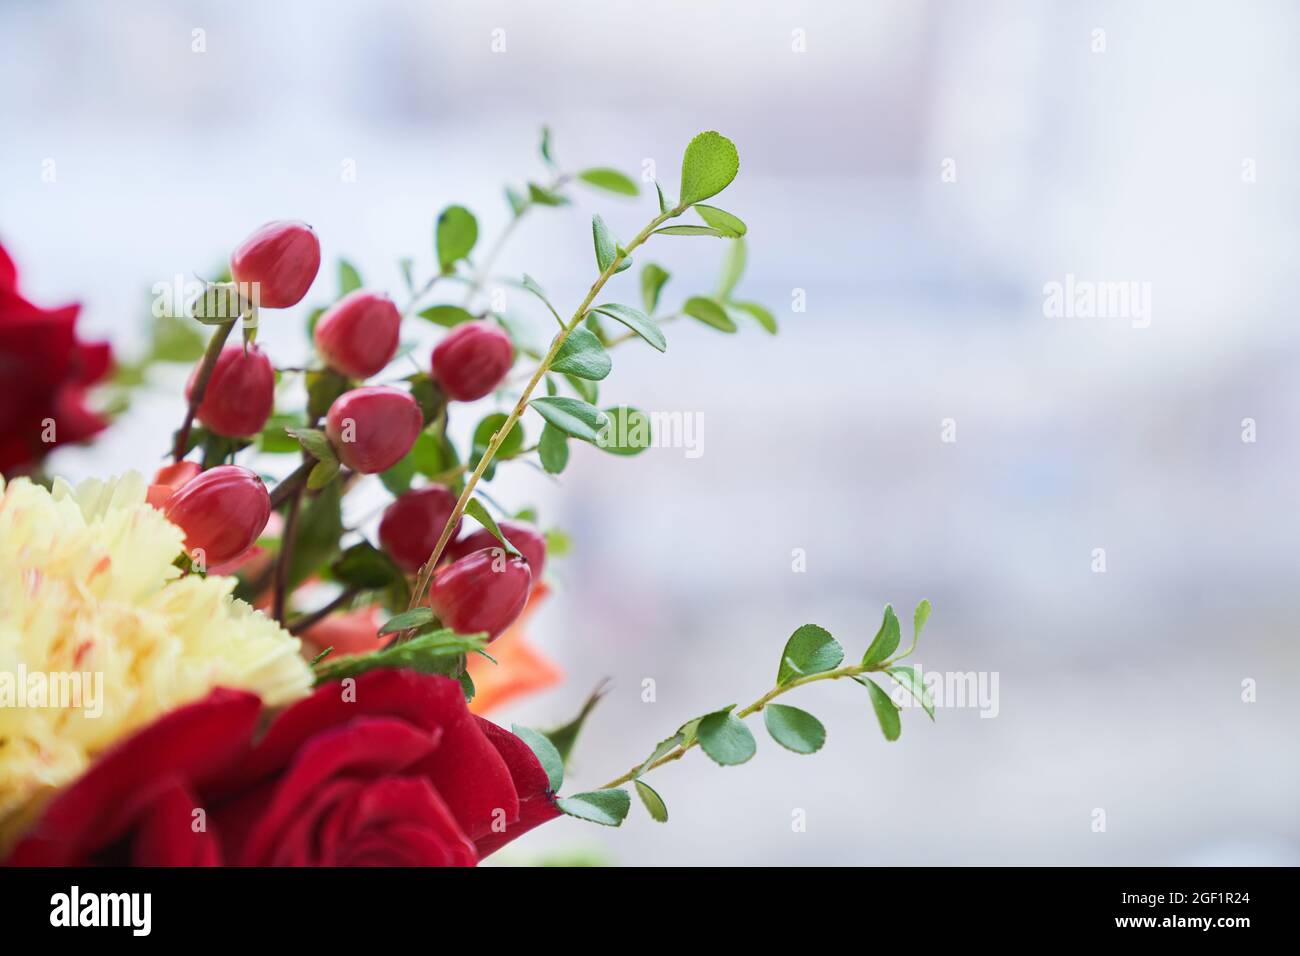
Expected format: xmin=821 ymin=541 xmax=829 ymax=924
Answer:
xmin=162 ymin=465 xmax=270 ymax=567
xmin=229 ymin=220 xmax=321 ymax=309
xmin=430 ymin=321 xmax=513 ymax=402
xmin=446 ymin=519 xmax=546 ymax=580
xmin=379 ymin=485 xmax=462 ymax=573
xmin=325 ymin=386 xmax=422 ymax=474
xmin=427 ymin=548 xmax=532 ymax=641
xmin=313 ymin=290 xmax=401 ymax=380
xmin=186 ymin=344 xmax=275 ymax=438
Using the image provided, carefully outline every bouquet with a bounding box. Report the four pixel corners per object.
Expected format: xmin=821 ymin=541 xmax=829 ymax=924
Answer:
xmin=0 ymin=129 xmax=934 ymax=866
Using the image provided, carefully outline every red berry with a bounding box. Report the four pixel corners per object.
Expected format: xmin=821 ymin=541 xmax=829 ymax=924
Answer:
xmin=162 ymin=465 xmax=270 ymax=566
xmin=325 ymin=386 xmax=422 ymax=474
xmin=446 ymin=519 xmax=546 ymax=580
xmin=379 ymin=485 xmax=462 ymax=573
xmin=426 ymin=548 xmax=531 ymax=641
xmin=229 ymin=220 xmax=321 ymax=309
xmin=430 ymin=321 xmax=513 ymax=402
xmin=186 ymin=344 xmax=275 ymax=437
xmin=313 ymin=290 xmax=401 ymax=379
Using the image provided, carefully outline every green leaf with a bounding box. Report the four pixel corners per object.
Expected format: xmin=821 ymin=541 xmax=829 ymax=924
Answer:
xmin=858 ymin=677 xmax=902 ymax=742
xmin=591 ymin=214 xmax=618 ymax=272
xmin=470 ymin=413 xmax=524 ymax=480
xmin=464 ymin=498 xmax=523 ymax=558
xmin=596 ymin=406 xmax=652 ymax=456
xmin=286 ymin=480 xmax=344 ymax=590
xmin=417 ymin=304 xmax=476 ymax=328
xmin=590 ymin=303 xmax=667 ymax=352
xmin=542 ymin=682 xmax=609 ymax=766
xmin=698 ymin=710 xmax=757 ymax=766
xmin=679 ymin=131 xmax=740 ymax=205
xmin=654 ymin=180 xmax=674 ymax=214
xmin=539 ymin=125 xmax=556 ymax=167
xmin=306 ymin=369 xmax=349 ymax=421
xmin=557 ymin=789 xmax=630 ymax=827
xmin=684 ymin=296 xmax=738 ymax=332
xmin=637 ymin=733 xmax=684 ymax=776
xmin=147 ymin=312 xmax=207 ymax=363
xmin=190 ymin=283 xmax=242 ymax=325
xmin=315 ymin=627 xmax=487 ymax=686
xmin=634 ymin=780 xmax=668 ymax=822
xmin=777 ymin=624 xmax=844 ymax=686
xmin=763 ymin=704 xmax=827 ymax=754
xmin=436 ymin=205 xmax=478 ymax=271
xmin=398 ymin=257 xmax=415 ymax=293
xmin=530 ymin=396 xmax=608 ymax=443
xmin=521 ymin=273 xmax=563 ymax=325
xmin=716 ymin=236 xmax=747 ymax=299
xmin=505 ymin=186 xmax=527 ymax=216
xmin=332 ymin=542 xmax=403 ymax=590
xmin=551 ymin=327 xmax=611 ymax=381
xmin=577 ymin=167 xmax=639 ymax=196
xmin=914 ymin=599 xmax=932 ymax=641
xmin=694 ymin=204 xmax=746 ymax=237
xmin=528 ymin=182 xmax=568 ymax=206
xmin=306 ymin=457 xmax=340 ymax=490
xmin=459 ymin=670 xmax=476 ymax=702
xmin=888 ymin=665 xmax=935 ymax=721
xmin=286 ymin=427 xmax=335 ymax=463
xmin=538 ymin=422 xmax=570 ymax=474
xmin=640 ymin=263 xmax=670 ymax=315
xmin=512 ymin=725 xmax=564 ymax=792
xmin=653 ymin=225 xmax=729 ymax=238
xmin=257 ymin=414 xmax=305 ymax=454
xmin=377 ymin=607 xmax=435 ymax=636
xmin=543 ymin=527 xmax=571 ymax=557
xmin=338 ymin=259 xmax=362 ymax=295
xmin=729 ymin=300 xmax=777 ymax=334
xmin=862 ymin=604 xmax=901 ymax=666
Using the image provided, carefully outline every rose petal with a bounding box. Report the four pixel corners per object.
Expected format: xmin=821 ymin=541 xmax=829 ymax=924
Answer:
xmin=471 ymin=717 xmax=561 ymax=859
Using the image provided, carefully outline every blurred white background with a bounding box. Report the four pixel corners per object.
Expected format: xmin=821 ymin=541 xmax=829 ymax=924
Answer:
xmin=2 ymin=0 xmax=1298 ymax=864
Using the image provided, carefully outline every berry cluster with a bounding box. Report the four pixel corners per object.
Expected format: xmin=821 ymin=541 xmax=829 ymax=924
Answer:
xmin=161 ymin=219 xmax=534 ymax=639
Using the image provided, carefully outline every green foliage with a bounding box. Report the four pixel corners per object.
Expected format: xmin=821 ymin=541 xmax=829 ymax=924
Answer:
xmin=556 ymin=789 xmax=630 ymax=826
xmin=513 ymin=725 xmax=564 ymax=791
xmin=418 ymin=304 xmax=477 ymax=328
xmin=313 ymin=627 xmax=487 ymax=686
xmin=640 ymin=263 xmax=670 ymax=314
xmin=464 ymin=498 xmax=523 ymax=558
xmin=530 ymin=396 xmax=608 ymax=443
xmin=596 ymin=406 xmax=652 ymax=456
xmin=679 ymin=131 xmax=739 ymax=205
xmin=858 ymin=677 xmax=902 ymax=742
xmin=694 ymin=204 xmax=746 ymax=237
xmin=436 ymin=205 xmax=478 ymax=271
xmin=777 ymin=624 xmax=843 ymax=685
xmin=551 ymin=327 xmax=611 ymax=381
xmin=577 ymin=167 xmax=640 ymax=196
xmin=684 ymin=296 xmax=737 ymax=332
xmin=634 ymin=780 xmax=668 ymax=822
xmin=589 ymin=303 xmax=666 ymax=352
xmin=338 ymin=259 xmax=362 ymax=294
xmin=862 ymin=604 xmax=901 ymax=666
xmin=538 ymin=422 xmax=570 ymax=474
xmin=543 ymin=682 xmax=608 ymax=766
xmin=698 ymin=708 xmax=757 ymax=766
xmin=591 ymin=214 xmax=618 ymax=273
xmin=763 ymin=704 xmax=826 ymax=754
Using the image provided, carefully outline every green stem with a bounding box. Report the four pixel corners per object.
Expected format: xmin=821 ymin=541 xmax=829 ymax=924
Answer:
xmin=403 ymin=203 xmax=684 ymax=623
xmin=598 ymin=660 xmax=894 ymax=790
xmin=172 ymin=318 xmax=235 ymax=462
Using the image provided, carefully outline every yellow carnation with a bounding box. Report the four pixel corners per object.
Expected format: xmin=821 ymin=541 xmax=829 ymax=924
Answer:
xmin=0 ymin=472 xmax=312 ymax=822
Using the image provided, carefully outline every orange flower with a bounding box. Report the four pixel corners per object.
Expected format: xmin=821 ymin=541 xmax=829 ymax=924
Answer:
xmin=299 ymin=604 xmax=387 ymax=658
xmin=467 ymin=583 xmax=562 ymax=715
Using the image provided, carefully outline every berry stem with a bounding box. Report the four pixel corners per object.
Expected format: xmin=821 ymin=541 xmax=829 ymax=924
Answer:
xmin=402 ymin=202 xmax=685 ymax=627
xmin=597 ymin=661 xmax=893 ymax=791
xmin=171 ymin=318 xmax=235 ymax=462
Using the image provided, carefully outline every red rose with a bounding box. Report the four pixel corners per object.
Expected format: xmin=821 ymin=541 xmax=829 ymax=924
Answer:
xmin=5 ymin=670 xmax=559 ymax=866
xmin=0 ymin=241 xmax=112 ymax=474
